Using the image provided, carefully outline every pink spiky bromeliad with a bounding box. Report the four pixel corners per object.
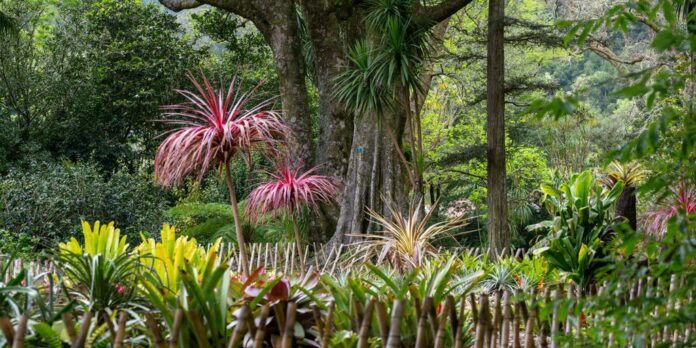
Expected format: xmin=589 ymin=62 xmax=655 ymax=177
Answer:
xmin=246 ymin=156 xmax=337 ymax=274
xmin=154 ymin=72 xmax=287 ymax=275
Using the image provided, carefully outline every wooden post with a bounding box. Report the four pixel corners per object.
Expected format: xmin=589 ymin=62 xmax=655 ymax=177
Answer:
xmin=114 ymin=311 xmax=128 ymax=348
xmin=501 ymin=291 xmax=512 ymax=348
xmin=10 ymin=314 xmax=28 ymax=348
xmin=492 ymin=291 xmax=502 ymax=346
xmin=415 ymin=297 xmax=432 ymax=348
xmin=0 ymin=316 xmax=15 ymax=344
xmin=525 ymin=290 xmax=537 ymax=348
xmin=455 ymin=295 xmax=467 ymax=348
xmin=320 ymin=302 xmax=335 ymax=348
xmin=72 ymin=311 xmax=94 ymax=348
xmin=475 ymin=294 xmax=491 ymax=348
xmin=229 ymin=305 xmax=251 ymax=348
xmin=281 ymin=302 xmax=297 ymax=348
xmin=376 ymin=300 xmax=390 ymax=345
xmin=251 ymin=305 xmax=270 ymax=348
xmin=358 ymin=299 xmax=376 ymax=348
xmin=550 ymin=288 xmax=561 ymax=348
xmin=565 ymin=284 xmax=574 ymax=335
xmin=537 ymin=288 xmax=551 ymax=348
xmin=434 ymin=296 xmax=454 ymax=348
xmin=386 ymin=300 xmax=405 ymax=348
xmin=513 ymin=303 xmax=521 ymax=348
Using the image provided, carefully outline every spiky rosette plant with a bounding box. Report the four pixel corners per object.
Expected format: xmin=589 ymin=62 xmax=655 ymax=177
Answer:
xmin=155 ymin=72 xmax=287 ymax=275
xmin=644 ymin=182 xmax=696 ymax=237
xmin=246 ymin=156 xmax=337 ymax=274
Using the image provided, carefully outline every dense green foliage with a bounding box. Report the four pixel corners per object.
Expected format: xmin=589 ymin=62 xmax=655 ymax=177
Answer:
xmin=0 ymin=0 xmax=198 ymax=173
xmin=0 ymin=161 xmax=170 ymax=249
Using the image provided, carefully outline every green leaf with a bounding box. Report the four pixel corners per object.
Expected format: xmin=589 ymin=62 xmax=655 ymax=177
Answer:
xmin=651 ymin=30 xmax=678 ymax=51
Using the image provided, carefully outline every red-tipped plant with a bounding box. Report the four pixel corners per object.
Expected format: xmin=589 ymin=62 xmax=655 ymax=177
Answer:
xmin=155 ymin=72 xmax=287 ymax=275
xmin=246 ymin=156 xmax=337 ymax=273
xmin=644 ymin=182 xmax=696 ymax=237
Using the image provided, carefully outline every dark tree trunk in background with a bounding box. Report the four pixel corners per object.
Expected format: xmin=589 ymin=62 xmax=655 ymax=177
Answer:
xmin=615 ymin=186 xmax=637 ymax=231
xmin=486 ymin=0 xmax=510 ymax=254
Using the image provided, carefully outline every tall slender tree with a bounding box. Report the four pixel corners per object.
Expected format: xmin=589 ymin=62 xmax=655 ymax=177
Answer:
xmin=486 ymin=0 xmax=510 ymax=254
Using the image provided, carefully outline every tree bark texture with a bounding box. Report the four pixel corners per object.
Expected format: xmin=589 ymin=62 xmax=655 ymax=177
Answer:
xmin=615 ymin=186 xmax=637 ymax=231
xmin=486 ymin=0 xmax=510 ymax=254
xmin=332 ymin=110 xmax=407 ymax=244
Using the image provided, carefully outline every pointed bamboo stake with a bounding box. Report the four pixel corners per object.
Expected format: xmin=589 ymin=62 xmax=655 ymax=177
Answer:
xmin=281 ymin=302 xmax=297 ymax=348
xmin=470 ymin=293 xmax=479 ymax=323
xmin=454 ymin=295 xmax=467 ymax=348
xmin=475 ymin=294 xmax=490 ymax=348
xmin=145 ymin=313 xmax=167 ymax=348
xmin=330 ymin=244 xmax=343 ymax=274
xmin=10 ymin=314 xmax=28 ymax=348
xmin=0 ymin=316 xmax=15 ymax=344
xmin=72 ymin=311 xmax=94 ymax=348
xmin=492 ymin=291 xmax=502 ymax=346
xmin=513 ymin=303 xmax=522 ymax=348
xmin=273 ymin=243 xmax=279 ymax=273
xmin=169 ymin=309 xmax=184 ymax=348
xmin=303 ymin=245 xmax=310 ymax=273
xmin=525 ymin=290 xmax=537 ymax=348
xmin=565 ymin=284 xmax=575 ymax=335
xmin=540 ymin=288 xmax=550 ymax=348
xmin=114 ymin=311 xmax=128 ymax=348
xmin=435 ymin=296 xmax=455 ymax=348
xmin=320 ymin=301 xmax=335 ymax=348
xmin=358 ymin=299 xmax=376 ymax=348
xmin=229 ymin=305 xmax=251 ymax=348
xmin=386 ymin=300 xmax=405 ymax=348
xmin=501 ymin=291 xmax=512 ymax=348
xmin=253 ymin=305 xmax=270 ymax=348
xmin=60 ymin=313 xmax=77 ymax=344
xmin=375 ymin=300 xmax=390 ymax=345
xmin=550 ymin=288 xmax=561 ymax=348
xmin=351 ymin=294 xmax=364 ymax=331
xmin=313 ymin=243 xmax=321 ymax=270
xmin=102 ymin=311 xmax=117 ymax=343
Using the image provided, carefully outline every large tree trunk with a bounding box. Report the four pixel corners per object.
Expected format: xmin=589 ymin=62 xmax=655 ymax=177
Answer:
xmin=486 ymin=0 xmax=510 ymax=254
xmin=332 ymin=110 xmax=407 ymax=244
xmin=300 ymin=0 xmax=356 ymax=243
xmin=257 ymin=1 xmax=314 ymax=162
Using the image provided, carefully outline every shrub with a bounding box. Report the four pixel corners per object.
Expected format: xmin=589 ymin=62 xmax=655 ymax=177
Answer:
xmin=0 ymin=161 xmax=172 ymax=248
xmin=165 ymin=201 xmax=291 ymax=244
xmin=0 ymin=229 xmax=39 ymax=258
xmin=529 ymin=170 xmax=624 ymax=292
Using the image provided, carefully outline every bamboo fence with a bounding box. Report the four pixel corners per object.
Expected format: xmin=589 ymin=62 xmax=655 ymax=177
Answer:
xmin=0 ymin=248 xmax=693 ymax=347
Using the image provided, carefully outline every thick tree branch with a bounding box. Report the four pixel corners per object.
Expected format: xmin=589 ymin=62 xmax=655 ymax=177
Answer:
xmin=158 ymin=0 xmax=259 ymax=21
xmin=586 ymin=38 xmax=644 ymax=66
xmin=414 ymin=0 xmax=475 ymax=27
xmin=158 ymin=0 xmax=201 ymax=11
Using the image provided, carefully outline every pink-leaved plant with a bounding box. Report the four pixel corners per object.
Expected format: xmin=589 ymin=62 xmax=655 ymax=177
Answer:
xmin=644 ymin=182 xmax=695 ymax=237
xmin=155 ymin=72 xmax=287 ymax=275
xmin=246 ymin=156 xmax=337 ymax=273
